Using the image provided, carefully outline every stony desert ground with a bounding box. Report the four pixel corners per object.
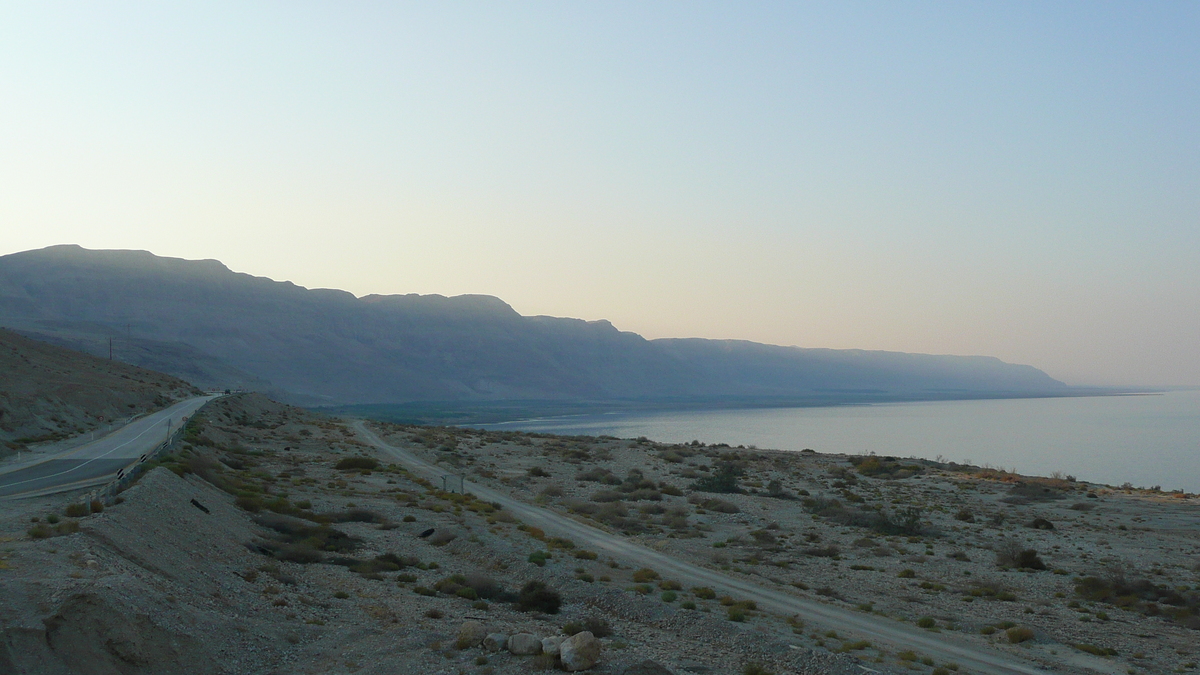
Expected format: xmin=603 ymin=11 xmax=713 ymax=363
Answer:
xmin=2 ymin=393 xmax=1198 ymax=675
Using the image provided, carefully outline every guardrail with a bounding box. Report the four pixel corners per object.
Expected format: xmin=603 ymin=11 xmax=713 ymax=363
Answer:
xmin=93 ymin=405 xmax=207 ymax=505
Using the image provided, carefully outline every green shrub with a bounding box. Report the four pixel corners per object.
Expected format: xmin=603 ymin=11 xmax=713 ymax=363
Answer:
xmin=917 ymin=616 xmax=936 ymax=628
xmin=693 ymin=586 xmax=717 ymax=599
xmin=516 ymin=581 xmax=561 ymax=614
xmin=335 ymin=457 xmax=379 ymax=471
xmin=631 ymin=568 xmax=660 ymax=583
xmin=692 ymin=462 xmax=744 ymax=493
xmin=1006 ymin=626 xmax=1035 ymax=644
xmin=898 ymin=569 xmax=916 ymax=578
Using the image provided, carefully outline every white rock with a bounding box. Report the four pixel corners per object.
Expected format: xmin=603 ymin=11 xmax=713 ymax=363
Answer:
xmin=482 ymin=633 xmax=509 ymax=652
xmin=457 ymin=621 xmax=487 ymax=648
xmin=507 ymin=632 xmax=542 ymax=655
xmin=541 ymin=635 xmax=565 ymax=656
xmin=560 ymin=630 xmax=602 ymax=671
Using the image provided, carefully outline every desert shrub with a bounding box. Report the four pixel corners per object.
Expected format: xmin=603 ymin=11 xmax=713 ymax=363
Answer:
xmin=1026 ymin=517 xmax=1055 ymax=530
xmin=802 ymin=545 xmax=840 ymax=558
xmin=1075 ymin=574 xmax=1200 ymax=628
xmin=850 ymin=455 xmax=923 ymax=479
xmin=692 ymin=462 xmax=743 ymax=493
xmin=65 ymin=503 xmax=88 ymax=518
xmin=1006 ymin=626 xmax=1035 ymax=644
xmin=335 ymin=457 xmax=379 ymax=471
xmin=916 ymin=616 xmax=936 ymax=628
xmin=995 ymin=542 xmax=1046 ymax=570
xmin=627 ymin=488 xmax=662 ymax=501
xmin=743 ymin=663 xmax=773 ymax=675
xmin=89 ymin=500 xmax=104 ymax=513
xmin=326 ymin=508 xmax=386 ymax=523
xmin=576 ymin=467 xmax=620 ymax=484
xmin=691 ymin=497 xmax=734 ymax=511
xmin=591 ymin=490 xmax=624 ymax=503
xmin=693 ymin=586 xmax=717 ymax=599
xmin=631 ymin=568 xmax=660 ymax=583
xmin=516 ymin=581 xmax=561 ymax=613
xmin=954 ymin=509 xmax=975 ymax=522
xmin=527 ymin=466 xmax=549 ymax=477
xmin=659 ymin=482 xmax=684 ymax=496
xmin=566 ymin=615 xmax=613 ymax=637
xmin=573 ymin=549 xmax=598 ymax=560
xmin=898 ymin=569 xmax=916 ymax=578
xmin=253 ymin=513 xmax=360 ymax=562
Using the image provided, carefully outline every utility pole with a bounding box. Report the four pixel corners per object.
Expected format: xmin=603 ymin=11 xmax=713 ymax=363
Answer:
xmin=108 ymin=337 xmax=113 ymax=360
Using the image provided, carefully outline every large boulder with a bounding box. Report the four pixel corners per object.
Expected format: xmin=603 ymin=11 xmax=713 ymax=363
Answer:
xmin=482 ymin=633 xmax=509 ymax=652
xmin=507 ymin=633 xmax=542 ymax=655
xmin=560 ymin=631 xmax=602 ymax=671
xmin=457 ymin=621 xmax=487 ymax=648
xmin=541 ymin=635 xmax=566 ymax=657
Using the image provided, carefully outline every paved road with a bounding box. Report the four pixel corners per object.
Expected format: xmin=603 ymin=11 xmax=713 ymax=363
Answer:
xmin=355 ymin=421 xmax=1120 ymax=675
xmin=0 ymin=395 xmax=217 ymax=499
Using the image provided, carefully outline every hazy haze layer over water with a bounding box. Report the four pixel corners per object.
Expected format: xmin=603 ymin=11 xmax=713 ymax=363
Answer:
xmin=480 ymin=390 xmax=1200 ymax=493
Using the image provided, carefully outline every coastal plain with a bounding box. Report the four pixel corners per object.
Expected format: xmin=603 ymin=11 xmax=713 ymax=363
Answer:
xmin=2 ymin=393 xmax=1198 ymax=675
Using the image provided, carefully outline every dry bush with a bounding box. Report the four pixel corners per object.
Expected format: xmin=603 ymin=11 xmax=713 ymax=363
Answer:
xmin=335 ymin=456 xmax=379 ymax=471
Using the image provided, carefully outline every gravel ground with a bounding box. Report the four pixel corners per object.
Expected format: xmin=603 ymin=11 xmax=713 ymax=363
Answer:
xmin=2 ymin=394 xmax=897 ymax=675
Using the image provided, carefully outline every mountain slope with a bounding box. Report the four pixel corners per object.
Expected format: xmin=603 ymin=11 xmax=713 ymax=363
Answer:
xmin=0 ymin=328 xmax=200 ymax=453
xmin=0 ymin=245 xmax=1067 ymax=405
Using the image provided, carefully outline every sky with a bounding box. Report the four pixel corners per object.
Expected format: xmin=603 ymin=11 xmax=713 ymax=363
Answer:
xmin=1 ymin=2 xmax=1197 ymax=387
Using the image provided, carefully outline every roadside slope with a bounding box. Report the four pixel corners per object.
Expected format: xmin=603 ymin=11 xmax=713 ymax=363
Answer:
xmin=0 ymin=328 xmax=201 ymax=456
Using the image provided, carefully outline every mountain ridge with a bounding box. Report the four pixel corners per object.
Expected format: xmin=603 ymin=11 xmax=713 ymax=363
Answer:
xmin=0 ymin=245 xmax=1068 ymax=406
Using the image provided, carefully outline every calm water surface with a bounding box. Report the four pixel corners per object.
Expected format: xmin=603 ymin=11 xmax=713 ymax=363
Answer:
xmin=479 ymin=390 xmax=1200 ymax=493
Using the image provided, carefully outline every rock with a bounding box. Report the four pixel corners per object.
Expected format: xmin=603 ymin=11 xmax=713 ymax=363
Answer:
xmin=507 ymin=632 xmax=542 ymax=655
xmin=622 ymin=661 xmax=675 ymax=675
xmin=457 ymin=621 xmax=487 ymax=648
xmin=482 ymin=633 xmax=509 ymax=652
xmin=559 ymin=630 xmax=601 ymax=671
xmin=541 ymin=635 xmax=565 ymax=656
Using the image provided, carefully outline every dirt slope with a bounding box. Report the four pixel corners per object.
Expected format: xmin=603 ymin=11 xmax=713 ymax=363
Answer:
xmin=0 ymin=329 xmax=200 ymax=454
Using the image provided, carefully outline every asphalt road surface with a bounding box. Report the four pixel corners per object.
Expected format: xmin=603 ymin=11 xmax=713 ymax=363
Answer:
xmin=0 ymin=395 xmax=216 ymax=499
xmin=355 ymin=421 xmax=1120 ymax=675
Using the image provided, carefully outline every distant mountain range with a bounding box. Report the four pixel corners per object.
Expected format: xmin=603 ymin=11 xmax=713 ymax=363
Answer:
xmin=0 ymin=245 xmax=1070 ymax=409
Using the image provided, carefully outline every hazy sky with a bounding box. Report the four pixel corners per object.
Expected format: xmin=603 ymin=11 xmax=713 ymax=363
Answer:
xmin=2 ymin=2 xmax=1197 ymax=387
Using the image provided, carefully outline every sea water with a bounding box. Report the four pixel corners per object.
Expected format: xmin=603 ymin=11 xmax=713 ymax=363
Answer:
xmin=479 ymin=389 xmax=1200 ymax=493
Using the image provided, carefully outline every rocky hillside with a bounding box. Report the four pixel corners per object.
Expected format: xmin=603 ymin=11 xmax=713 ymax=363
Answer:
xmin=0 ymin=328 xmax=200 ymax=454
xmin=0 ymin=245 xmax=1068 ymax=406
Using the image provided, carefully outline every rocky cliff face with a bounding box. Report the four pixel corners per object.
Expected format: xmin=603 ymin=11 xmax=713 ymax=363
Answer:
xmin=0 ymin=245 xmax=1067 ymax=405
